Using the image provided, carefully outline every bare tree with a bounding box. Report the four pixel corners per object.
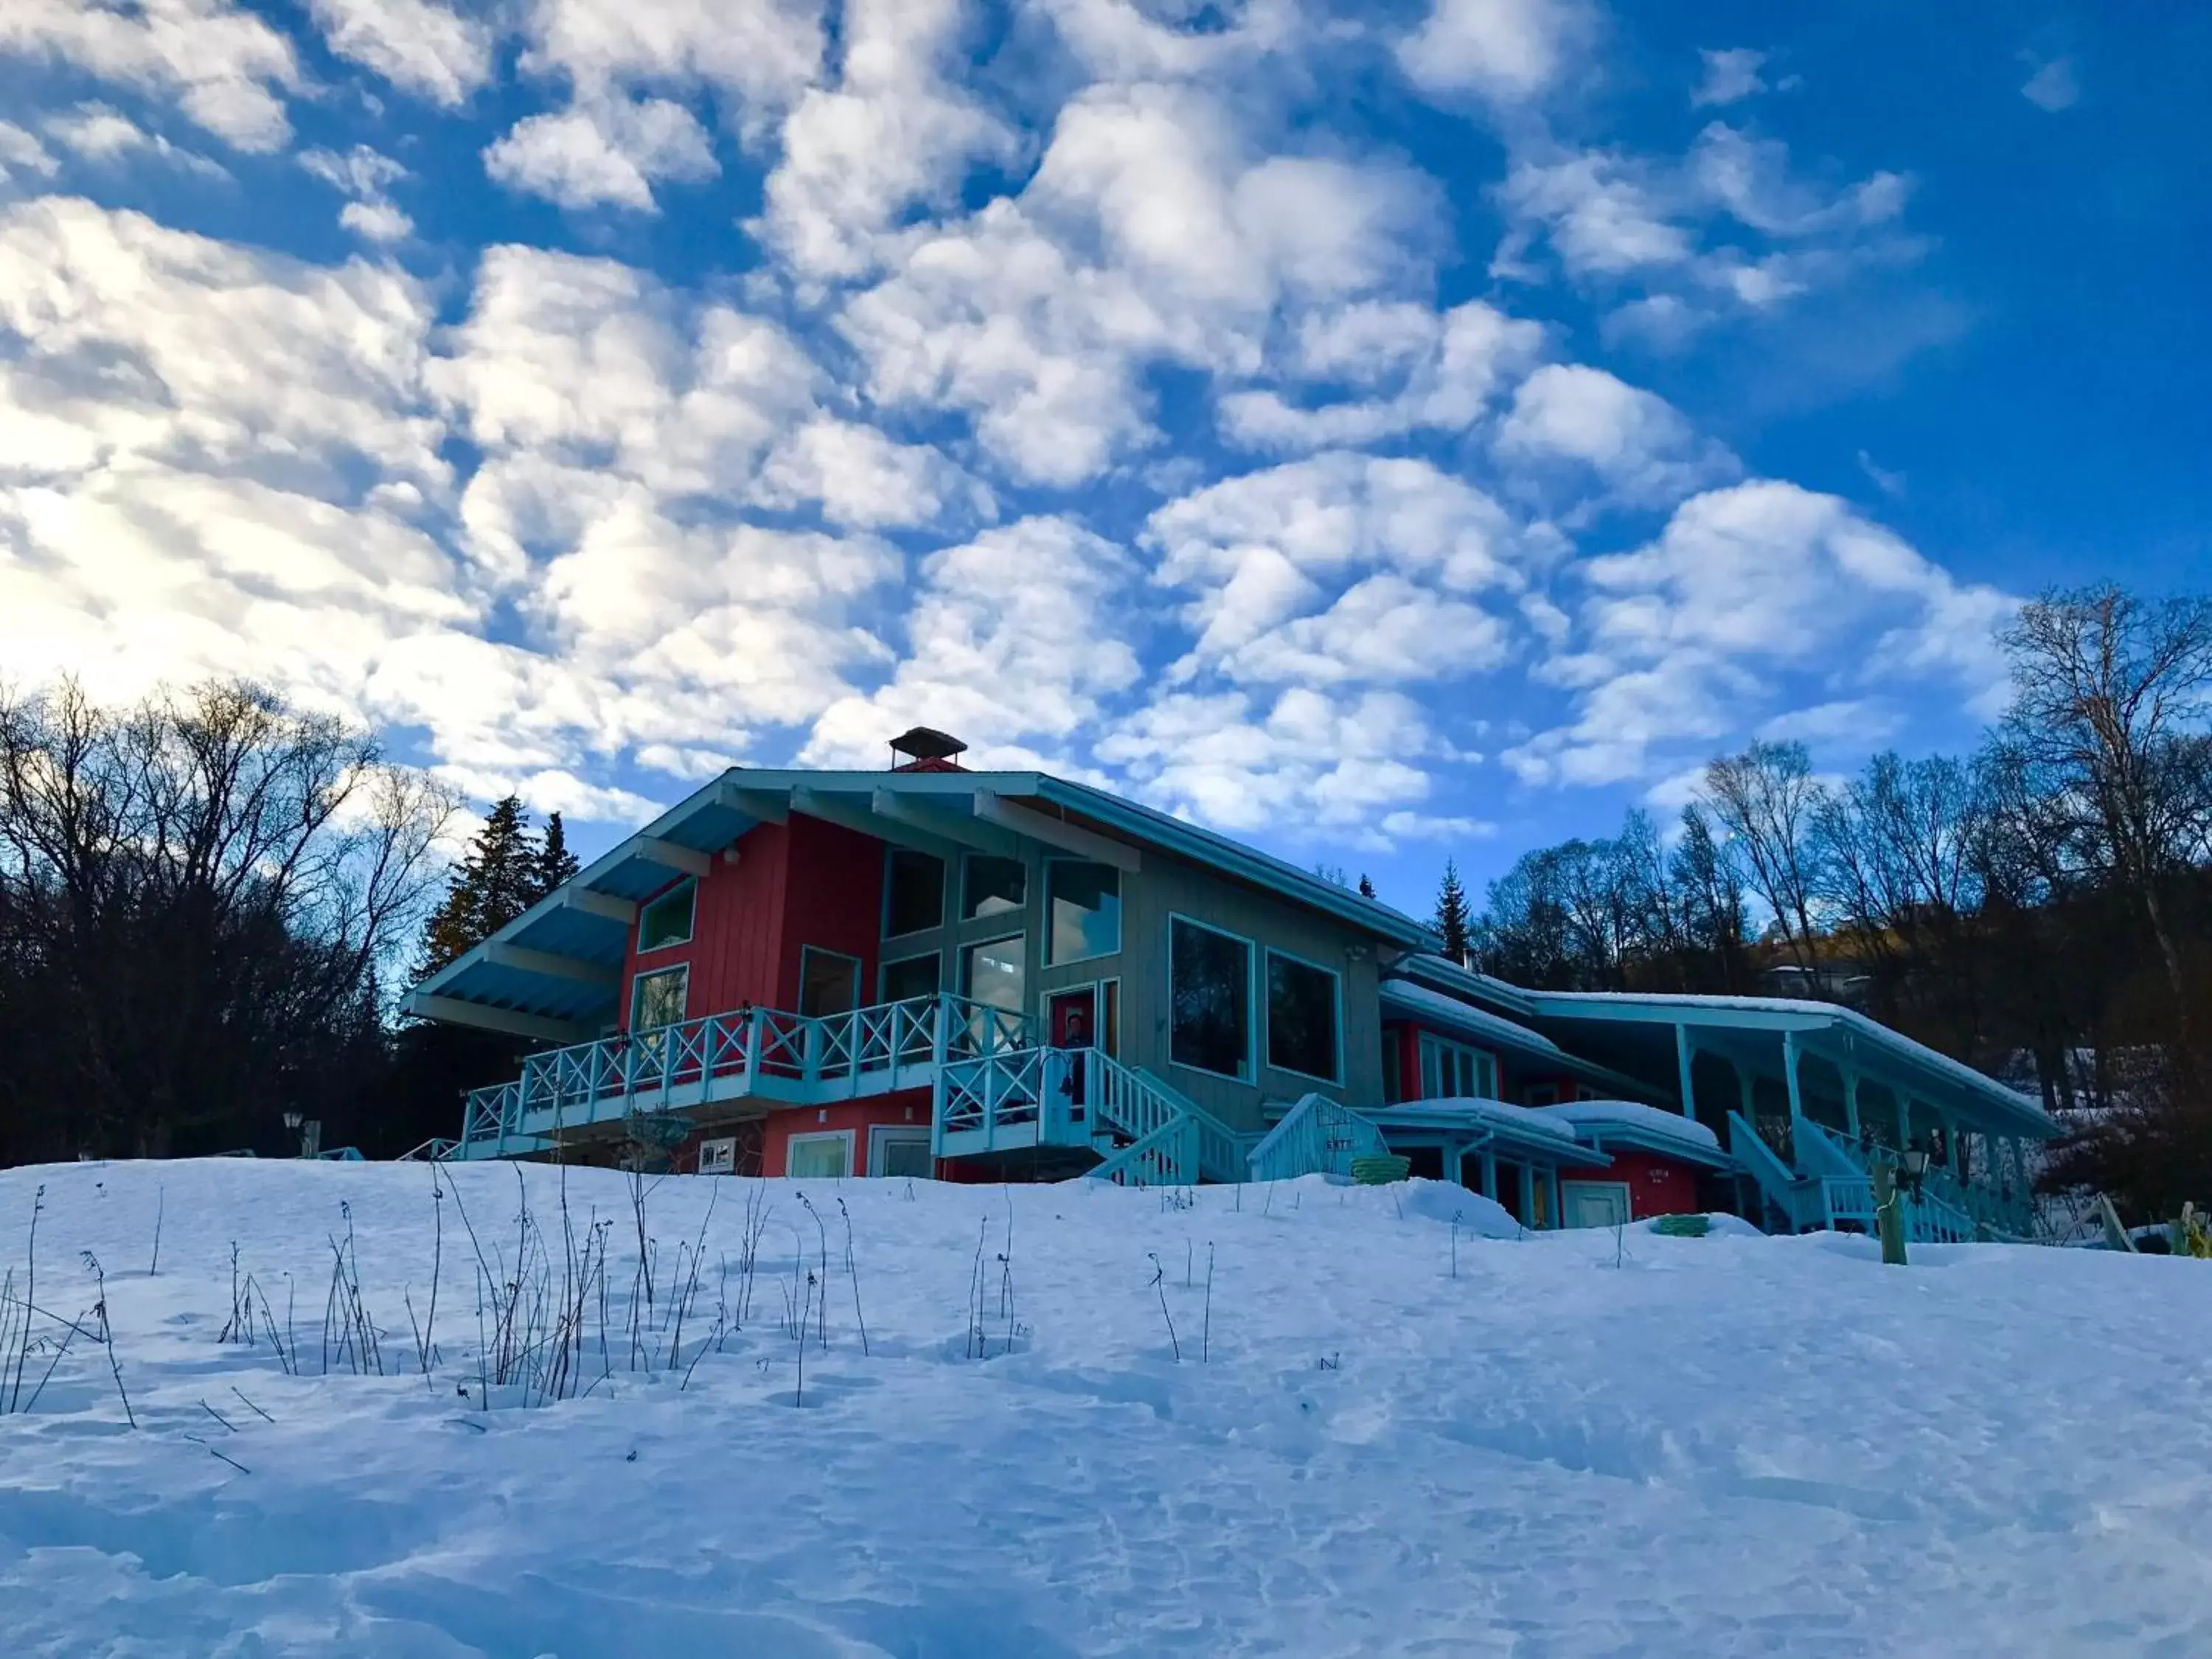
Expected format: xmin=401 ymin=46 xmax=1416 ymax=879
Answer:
xmin=0 ymin=678 xmax=456 ymax=1159
xmin=1997 ymin=586 xmax=2212 ymax=1053
xmin=1702 ymin=742 xmax=1830 ymax=975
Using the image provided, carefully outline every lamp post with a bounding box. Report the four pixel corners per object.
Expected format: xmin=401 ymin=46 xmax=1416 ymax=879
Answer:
xmin=282 ymin=1112 xmax=304 ymax=1158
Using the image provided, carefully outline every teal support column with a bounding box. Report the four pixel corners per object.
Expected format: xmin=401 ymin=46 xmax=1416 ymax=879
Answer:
xmin=1548 ymin=1169 xmax=1564 ymax=1231
xmin=1674 ymin=1023 xmax=1697 ymax=1119
xmin=1444 ymin=1138 xmax=1464 ymax=1188
xmin=1896 ymin=1092 xmax=1913 ymax=1151
xmin=1939 ymin=1110 xmax=1963 ymax=1176
xmin=1783 ymin=1030 xmax=1806 ymax=1130
xmin=1481 ymin=1152 xmax=1498 ymax=1200
xmin=1517 ymin=1164 xmax=1536 ymax=1231
xmin=1844 ymin=1068 xmax=1863 ymax=1141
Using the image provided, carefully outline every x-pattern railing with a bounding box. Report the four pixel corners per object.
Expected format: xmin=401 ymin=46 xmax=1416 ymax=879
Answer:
xmin=459 ymin=992 xmax=1035 ymax=1150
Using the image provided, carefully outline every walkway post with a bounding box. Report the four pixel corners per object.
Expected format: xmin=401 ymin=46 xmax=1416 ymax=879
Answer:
xmin=1872 ymin=1161 xmax=1909 ymax=1266
xmin=1674 ymin=1023 xmax=1697 ymax=1119
xmin=1844 ymin=1067 xmax=1863 ymax=1141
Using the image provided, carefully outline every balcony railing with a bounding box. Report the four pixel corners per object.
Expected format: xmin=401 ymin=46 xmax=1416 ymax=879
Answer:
xmin=459 ymin=992 xmax=1034 ymax=1154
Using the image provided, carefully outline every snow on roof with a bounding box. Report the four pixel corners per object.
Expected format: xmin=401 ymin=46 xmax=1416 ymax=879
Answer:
xmin=1534 ymin=1099 xmax=1723 ymax=1157
xmin=1374 ymin=1096 xmax=1583 ymax=1144
xmin=1378 ymin=979 xmax=1566 ymax=1057
xmin=1529 ymin=988 xmax=2050 ymax=1128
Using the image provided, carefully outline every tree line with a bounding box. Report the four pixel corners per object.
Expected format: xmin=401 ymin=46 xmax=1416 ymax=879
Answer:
xmin=0 ymin=679 xmax=577 ymax=1164
xmin=1434 ymin=586 xmax=2212 ymax=1218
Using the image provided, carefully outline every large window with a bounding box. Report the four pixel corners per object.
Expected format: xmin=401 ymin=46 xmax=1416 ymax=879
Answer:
xmin=786 ymin=1132 xmax=853 ymax=1179
xmin=799 ymin=946 xmax=861 ymax=1018
xmin=631 ymin=965 xmax=688 ymax=1032
xmin=1265 ymin=950 xmax=1340 ymax=1082
xmin=1047 ymin=860 xmax=1121 ymax=964
xmin=637 ymin=880 xmax=695 ymax=952
xmin=880 ymin=951 xmax=941 ymax=1003
xmin=963 ymin=855 xmax=1026 ymax=919
xmin=1422 ymin=1035 xmax=1495 ymax=1100
xmin=1170 ymin=918 xmax=1251 ymax=1079
xmin=884 ymin=849 xmax=945 ymax=936
xmin=961 ymin=934 xmax=1026 ymax=1014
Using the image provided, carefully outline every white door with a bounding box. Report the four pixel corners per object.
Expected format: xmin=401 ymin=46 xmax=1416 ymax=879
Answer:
xmin=1562 ymin=1180 xmax=1632 ymax=1229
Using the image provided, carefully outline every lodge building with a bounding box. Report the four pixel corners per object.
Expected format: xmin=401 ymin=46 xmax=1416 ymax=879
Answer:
xmin=405 ymin=731 xmax=2054 ymax=1242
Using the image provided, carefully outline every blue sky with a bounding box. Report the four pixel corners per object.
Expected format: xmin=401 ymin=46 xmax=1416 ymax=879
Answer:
xmin=1 ymin=1 xmax=2202 ymax=919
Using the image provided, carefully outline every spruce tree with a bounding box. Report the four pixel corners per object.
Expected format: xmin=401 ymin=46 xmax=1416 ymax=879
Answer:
xmin=1433 ymin=857 xmax=1472 ymax=964
xmin=421 ymin=796 xmax=538 ymax=972
xmin=1357 ymin=874 xmax=1377 ymax=899
xmin=532 ymin=810 xmax=580 ymax=899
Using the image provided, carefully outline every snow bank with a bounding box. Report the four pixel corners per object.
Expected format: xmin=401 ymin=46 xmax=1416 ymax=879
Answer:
xmin=1 ymin=1158 xmax=2207 ymax=1657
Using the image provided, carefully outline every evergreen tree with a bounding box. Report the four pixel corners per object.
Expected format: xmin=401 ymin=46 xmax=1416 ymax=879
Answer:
xmin=422 ymin=796 xmax=538 ymax=972
xmin=1357 ymin=873 xmax=1377 ymax=899
xmin=532 ymin=810 xmax=580 ymax=899
xmin=1433 ymin=858 xmax=1472 ymax=963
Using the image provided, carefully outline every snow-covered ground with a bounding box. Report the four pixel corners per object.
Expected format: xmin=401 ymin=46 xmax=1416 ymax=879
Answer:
xmin=1 ymin=1161 xmax=2206 ymax=1658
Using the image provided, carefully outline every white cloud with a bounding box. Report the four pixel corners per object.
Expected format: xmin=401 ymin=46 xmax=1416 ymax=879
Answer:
xmin=2020 ymin=56 xmax=2079 ymax=113
xmin=1397 ymin=0 xmax=1591 ymax=105
xmin=755 ymin=0 xmax=1015 ymax=285
xmin=302 ymin=145 xmax=413 ymax=242
xmin=0 ymin=0 xmax=299 ymax=151
xmin=0 ymin=122 xmax=60 ymax=187
xmin=1032 ymin=0 xmax=1307 ymax=83
xmin=1495 ymin=364 xmax=1737 ymax=505
xmin=1098 ymin=685 xmax=1462 ymax=846
xmin=1504 ymin=480 xmax=2015 ymax=786
xmin=517 ymin=0 xmax=825 ymax=133
xmin=1687 ymin=123 xmax=1908 ymax=237
xmin=804 ymin=516 xmax=1143 ymax=765
xmin=1691 ymin=47 xmax=1767 ymax=107
xmin=46 ymin=104 xmax=230 ymax=180
xmin=843 ymin=83 xmax=1444 ymax=484
xmin=484 ymin=97 xmax=720 ymax=212
xmin=306 ymin=0 xmax=493 ymax=106
xmin=1145 ymin=453 xmax=1528 ymax=692
xmin=1220 ymin=300 xmax=1544 ymax=451
xmin=754 ymin=417 xmax=992 ymax=529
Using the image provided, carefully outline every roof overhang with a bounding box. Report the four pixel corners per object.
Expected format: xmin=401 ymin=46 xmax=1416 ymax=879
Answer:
xmin=1361 ymin=1102 xmax=1614 ymax=1166
xmin=1521 ymin=991 xmax=2058 ymax=1140
xmin=404 ymin=766 xmax=1439 ymax=1037
xmin=1379 ymin=979 xmax=1666 ymax=1104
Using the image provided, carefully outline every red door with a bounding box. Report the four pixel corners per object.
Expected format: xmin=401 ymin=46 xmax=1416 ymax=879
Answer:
xmin=1048 ymin=989 xmax=1096 ymax=1112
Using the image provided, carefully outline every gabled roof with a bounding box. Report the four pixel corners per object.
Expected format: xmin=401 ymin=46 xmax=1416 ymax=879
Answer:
xmin=403 ymin=767 xmax=1440 ymax=1039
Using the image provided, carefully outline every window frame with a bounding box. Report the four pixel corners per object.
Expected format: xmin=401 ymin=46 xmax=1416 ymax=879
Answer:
xmin=1262 ymin=946 xmax=1343 ymax=1085
xmin=630 ymin=963 xmax=690 ymax=1032
xmin=881 ymin=847 xmax=947 ymax=939
xmin=636 ymin=879 xmax=697 ymax=954
xmin=1043 ymin=856 xmax=1123 ymax=967
xmin=867 ymin=1124 xmax=933 ymax=1179
xmin=960 ymin=852 xmax=1028 ymax=922
xmin=1166 ymin=912 xmax=1256 ymax=1084
xmin=878 ymin=950 xmax=943 ymax=1004
xmin=959 ymin=931 xmax=1028 ymax=1017
xmin=785 ymin=1129 xmax=855 ymax=1180
xmin=698 ymin=1136 xmax=737 ymax=1176
xmin=798 ymin=945 xmax=863 ymax=1018
xmin=1419 ymin=1032 xmax=1496 ymax=1100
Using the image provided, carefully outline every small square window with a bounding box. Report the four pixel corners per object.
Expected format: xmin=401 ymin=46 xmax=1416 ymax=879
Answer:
xmin=698 ymin=1136 xmax=736 ymax=1175
xmin=638 ymin=881 xmax=695 ymax=951
xmin=885 ymin=850 xmax=945 ymax=936
xmin=963 ymin=855 xmax=1026 ymax=919
xmin=961 ymin=934 xmax=1026 ymax=1015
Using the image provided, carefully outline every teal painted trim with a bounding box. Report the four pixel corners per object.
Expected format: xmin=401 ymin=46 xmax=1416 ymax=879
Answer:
xmin=1674 ymin=1023 xmax=1696 ymax=1119
xmin=1247 ymin=1092 xmax=1390 ymax=1182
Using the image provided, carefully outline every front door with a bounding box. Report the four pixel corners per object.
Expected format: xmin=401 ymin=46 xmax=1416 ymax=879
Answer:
xmin=1048 ymin=988 xmax=1096 ymax=1112
xmin=1562 ymin=1180 xmax=1632 ymax=1230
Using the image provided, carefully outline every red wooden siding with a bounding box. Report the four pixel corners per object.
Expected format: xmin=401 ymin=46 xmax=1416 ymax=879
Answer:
xmin=619 ymin=814 xmax=890 ymax=1032
xmin=1579 ymin=1150 xmax=1702 ymax=1218
xmin=761 ymin=1091 xmax=931 ymax=1177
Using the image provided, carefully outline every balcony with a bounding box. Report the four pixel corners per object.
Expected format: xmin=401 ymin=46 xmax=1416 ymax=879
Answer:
xmin=456 ymin=992 xmax=1034 ymax=1158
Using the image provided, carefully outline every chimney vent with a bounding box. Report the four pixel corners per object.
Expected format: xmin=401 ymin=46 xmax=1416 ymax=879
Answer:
xmin=888 ymin=726 xmax=968 ymax=772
